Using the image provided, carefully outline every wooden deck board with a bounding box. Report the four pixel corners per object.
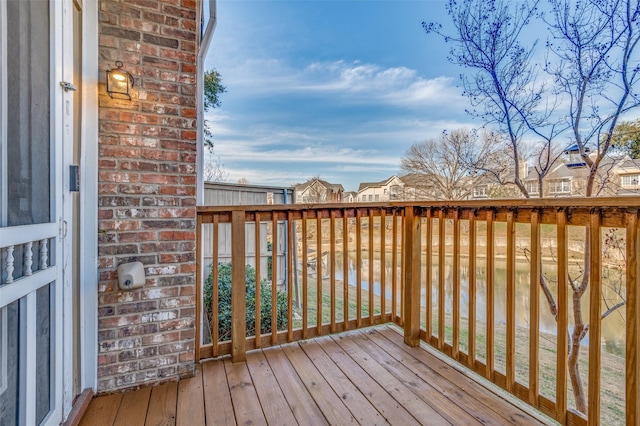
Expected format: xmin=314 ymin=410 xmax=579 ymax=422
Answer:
xmin=80 ymin=325 xmax=551 ymax=426
xmin=201 ymin=360 xmax=236 ymax=426
xmin=114 ymin=387 xmax=151 ymax=426
xmin=331 ymin=333 xmax=454 ymax=426
xmin=262 ymin=345 xmax=329 ymax=425
xmin=224 ymin=358 xmax=268 ymax=426
xmin=145 ymin=381 xmax=177 ymax=426
xmin=317 ymin=335 xmax=421 ymax=425
xmin=365 ymin=329 xmax=507 ymax=424
xmin=79 ymin=393 xmax=123 ymax=426
xmin=376 ymin=326 xmax=542 ymax=425
xmin=350 ymin=330 xmax=484 ymax=425
xmin=176 ymin=364 xmax=205 ymax=426
xmin=245 ymin=350 xmax=297 ymax=426
xmin=297 ymin=339 xmax=390 ymax=425
xmin=281 ymin=342 xmax=358 ymax=424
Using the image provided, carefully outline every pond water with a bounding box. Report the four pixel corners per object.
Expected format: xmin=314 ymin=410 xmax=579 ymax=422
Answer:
xmin=320 ymin=252 xmax=626 ymax=355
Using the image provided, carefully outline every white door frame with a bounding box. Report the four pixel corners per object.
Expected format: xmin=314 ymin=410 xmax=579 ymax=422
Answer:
xmin=61 ymin=0 xmax=99 ymax=416
xmin=60 ymin=0 xmax=99 ymax=417
xmin=0 ymin=0 xmax=98 ymax=423
xmin=76 ymin=0 xmax=99 ymax=398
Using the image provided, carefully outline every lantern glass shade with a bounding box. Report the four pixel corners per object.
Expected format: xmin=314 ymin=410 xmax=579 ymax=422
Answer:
xmin=106 ymin=61 xmax=134 ymax=100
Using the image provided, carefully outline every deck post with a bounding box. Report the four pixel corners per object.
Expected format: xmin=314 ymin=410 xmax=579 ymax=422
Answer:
xmin=231 ymin=210 xmax=247 ymax=362
xmin=403 ymin=206 xmax=421 ymax=347
xmin=627 ymin=210 xmax=640 ymax=426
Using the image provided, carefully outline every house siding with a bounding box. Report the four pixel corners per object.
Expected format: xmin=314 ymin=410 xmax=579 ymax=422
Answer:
xmin=97 ymin=0 xmax=198 ymax=392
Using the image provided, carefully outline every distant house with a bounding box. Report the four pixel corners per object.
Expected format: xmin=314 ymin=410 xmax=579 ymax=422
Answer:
xmin=615 ymin=158 xmax=640 ymax=196
xmin=357 ymin=176 xmax=409 ymax=202
xmin=470 ymin=153 xmax=640 ymax=199
xmin=342 ymin=191 xmax=358 ymax=203
xmin=294 ymin=178 xmax=344 ymax=203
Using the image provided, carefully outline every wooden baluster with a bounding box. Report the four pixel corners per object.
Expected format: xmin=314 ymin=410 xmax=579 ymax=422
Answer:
xmin=453 ymin=209 xmax=461 ymax=360
xmin=195 ymin=214 xmax=203 ymax=361
xmin=468 ymin=211 xmax=476 ymax=369
xmin=556 ymin=209 xmax=568 ymax=423
xmin=368 ymin=209 xmax=375 ymax=324
xmin=380 ymin=209 xmax=387 ymax=322
xmin=425 ymin=209 xmax=433 ymax=345
xmin=529 ymin=210 xmax=541 ymax=407
xmin=400 ymin=211 xmax=405 ymax=326
xmin=588 ymin=210 xmax=602 ymax=426
xmin=392 ymin=210 xmax=398 ymax=323
xmin=403 ymin=206 xmax=421 ymax=347
xmin=330 ymin=210 xmax=337 ymax=333
xmin=287 ymin=212 xmax=294 ymax=342
xmin=212 ymin=215 xmax=219 ymax=357
xmin=438 ymin=209 xmax=445 ymax=350
xmin=272 ymin=213 xmax=279 ymax=344
xmin=626 ymin=210 xmax=640 ymax=426
xmin=486 ymin=210 xmax=495 ymax=381
xmin=316 ymin=213 xmax=322 ymax=335
xmin=24 ymin=241 xmax=33 ymax=276
xmin=356 ymin=209 xmax=362 ymax=328
xmin=255 ymin=213 xmax=261 ymax=347
xmin=302 ymin=210 xmax=309 ymax=339
xmin=343 ymin=210 xmax=349 ymax=328
xmin=231 ymin=210 xmax=247 ymax=363
xmin=506 ymin=210 xmax=516 ymax=393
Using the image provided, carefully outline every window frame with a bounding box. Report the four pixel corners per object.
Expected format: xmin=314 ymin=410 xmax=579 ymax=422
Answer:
xmin=622 ymin=174 xmax=639 ymax=187
xmin=473 ymin=186 xmax=488 ymax=198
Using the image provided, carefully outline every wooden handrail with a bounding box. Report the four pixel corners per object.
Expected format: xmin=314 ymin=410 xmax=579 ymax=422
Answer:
xmin=195 ymin=200 xmax=640 ymax=426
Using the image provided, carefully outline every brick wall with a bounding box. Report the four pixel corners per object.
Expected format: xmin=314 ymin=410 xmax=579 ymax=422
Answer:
xmin=97 ymin=0 xmax=198 ymax=392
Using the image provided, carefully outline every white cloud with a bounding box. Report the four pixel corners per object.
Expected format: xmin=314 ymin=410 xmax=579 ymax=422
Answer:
xmin=211 ymin=57 xmax=463 ymax=110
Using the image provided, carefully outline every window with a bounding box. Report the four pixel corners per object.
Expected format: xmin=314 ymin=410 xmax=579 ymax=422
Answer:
xmin=374 ymin=194 xmax=379 ymax=201
xmin=622 ymin=174 xmax=640 ymax=187
xmin=525 ymin=181 xmax=539 ymax=194
xmin=368 ymin=194 xmax=372 ymax=201
xmin=383 ymin=188 xmax=387 ymax=194
xmin=549 ymin=179 xmax=571 ymax=194
xmin=473 ymin=186 xmax=488 ymax=198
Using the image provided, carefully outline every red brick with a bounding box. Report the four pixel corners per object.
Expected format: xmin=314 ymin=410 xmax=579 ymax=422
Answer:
xmin=119 ymin=231 xmax=157 ymax=243
xmin=98 ymin=0 xmax=197 ymax=393
xmin=99 ymin=172 xmax=141 ymax=183
xmin=181 ymin=107 xmax=196 ymax=118
xmin=158 ymin=208 xmax=195 ymax=218
xmin=100 ymin=146 xmax=141 ymax=158
xmin=158 ymin=231 xmax=195 ymax=241
xmin=100 ymin=122 xmax=140 ymax=135
xmin=120 ymin=112 xmax=160 ymax=125
xmin=141 ymin=174 xmax=180 ymax=185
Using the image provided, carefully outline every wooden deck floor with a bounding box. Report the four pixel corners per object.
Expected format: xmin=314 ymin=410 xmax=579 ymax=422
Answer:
xmin=80 ymin=325 xmax=553 ymax=426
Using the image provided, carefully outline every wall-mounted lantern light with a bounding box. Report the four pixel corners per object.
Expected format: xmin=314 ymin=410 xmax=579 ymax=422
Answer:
xmin=106 ymin=61 xmax=134 ymax=100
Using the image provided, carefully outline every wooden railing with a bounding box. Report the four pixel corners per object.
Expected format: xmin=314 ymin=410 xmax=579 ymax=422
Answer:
xmin=196 ymin=198 xmax=640 ymax=426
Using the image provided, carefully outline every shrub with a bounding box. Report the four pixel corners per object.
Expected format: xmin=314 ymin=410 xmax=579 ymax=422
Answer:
xmin=204 ymin=262 xmax=288 ymax=342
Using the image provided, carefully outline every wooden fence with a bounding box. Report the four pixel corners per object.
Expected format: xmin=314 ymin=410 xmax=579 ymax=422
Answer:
xmin=196 ymin=198 xmax=640 ymax=426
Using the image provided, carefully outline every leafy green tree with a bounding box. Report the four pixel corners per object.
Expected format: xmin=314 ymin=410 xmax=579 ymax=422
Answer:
xmin=204 ymin=263 xmax=288 ymax=342
xmin=203 ymin=69 xmax=226 ymax=153
xmin=611 ymin=119 xmax=640 ymax=159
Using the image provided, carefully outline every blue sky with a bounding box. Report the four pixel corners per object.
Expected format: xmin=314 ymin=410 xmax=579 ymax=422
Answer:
xmin=205 ymin=1 xmax=476 ymax=192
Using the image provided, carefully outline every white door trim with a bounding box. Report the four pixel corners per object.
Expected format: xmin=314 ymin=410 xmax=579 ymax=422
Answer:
xmin=78 ymin=0 xmax=98 ymax=396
